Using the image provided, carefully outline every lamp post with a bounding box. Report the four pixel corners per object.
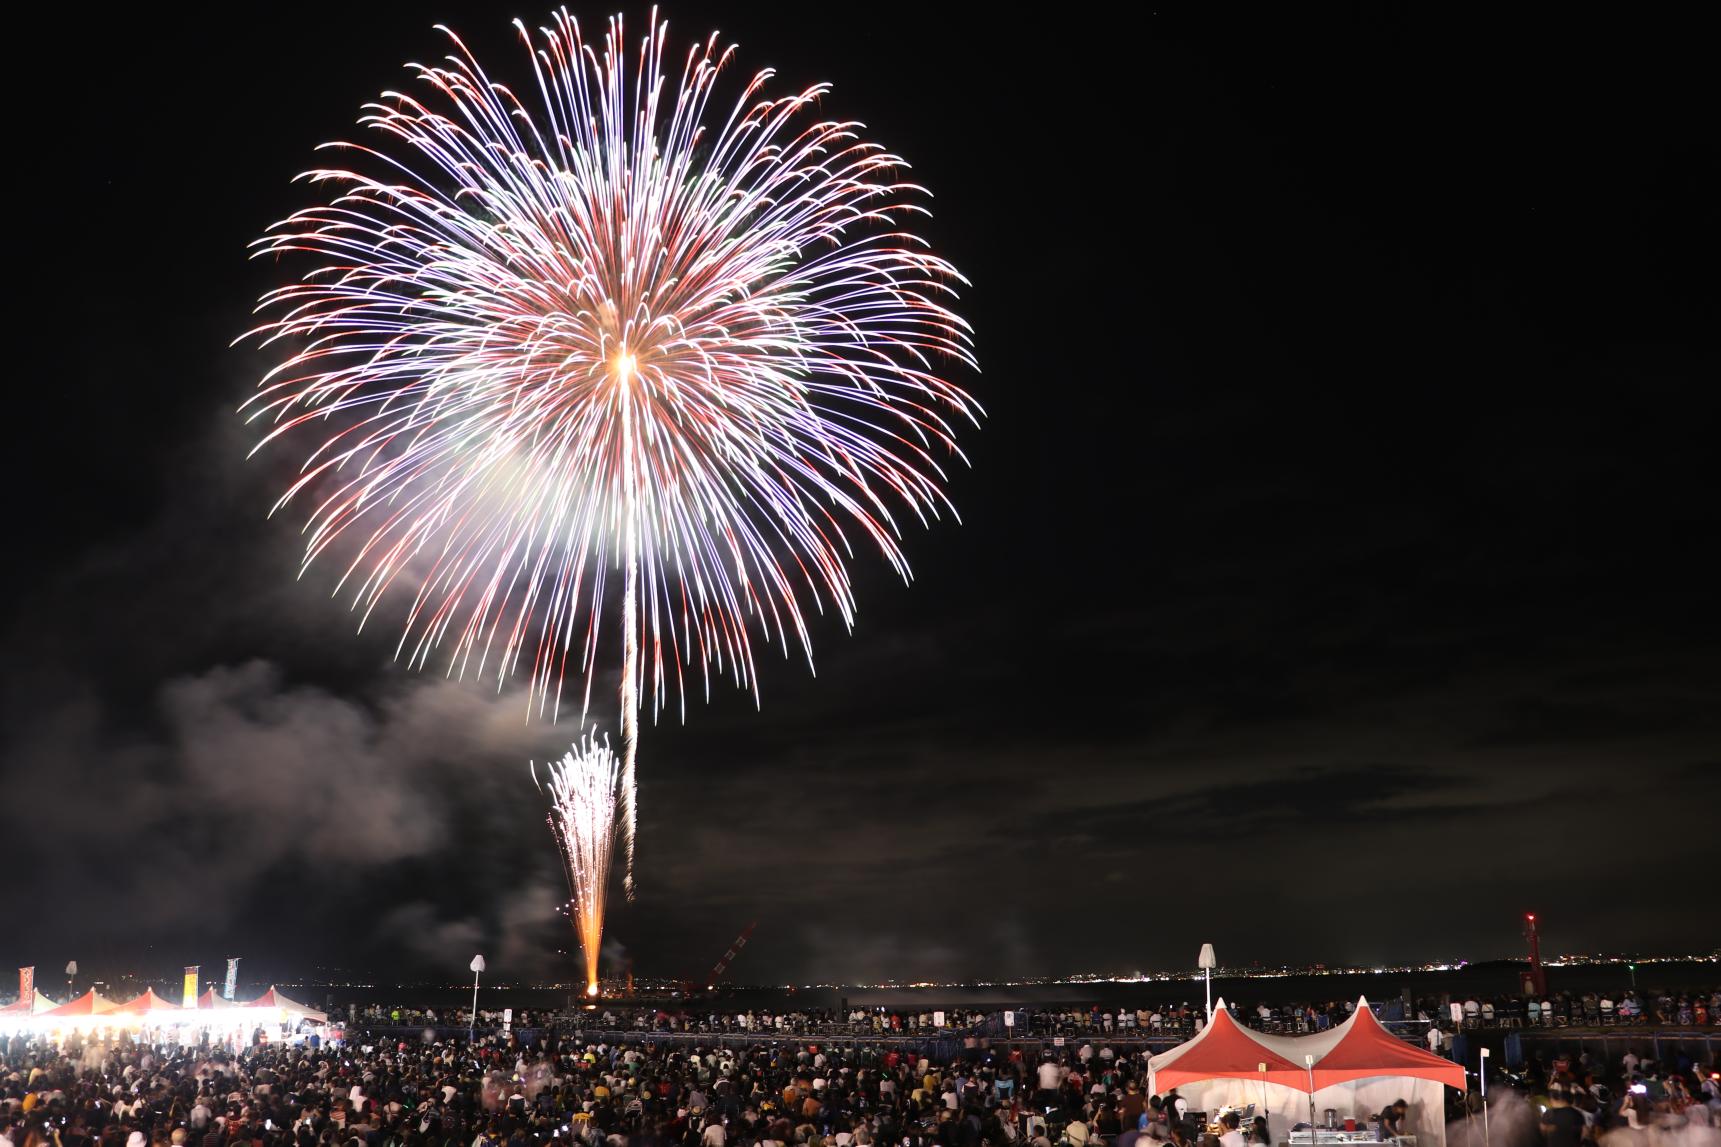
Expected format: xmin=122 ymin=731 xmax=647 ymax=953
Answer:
xmin=1199 ymin=944 xmax=1217 ymax=1023
xmin=1258 ymin=1062 xmax=1269 ymax=1133
xmin=1478 ymin=1047 xmax=1491 ymax=1147
xmin=65 ymin=961 xmax=77 ymax=999
xmin=468 ymin=954 xmax=486 ymax=1044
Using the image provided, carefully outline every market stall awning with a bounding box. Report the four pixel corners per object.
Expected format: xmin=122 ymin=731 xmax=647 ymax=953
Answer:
xmin=1148 ymin=1002 xmax=1309 ymax=1093
xmin=1309 ymin=997 xmax=1465 ymax=1090
xmin=42 ymin=989 xmax=120 ymax=1016
xmin=109 ymin=988 xmax=184 ymax=1015
xmin=195 ymin=988 xmax=237 ymax=1009
xmin=0 ymin=993 xmax=59 ymax=1016
xmin=248 ymin=987 xmax=328 ymax=1022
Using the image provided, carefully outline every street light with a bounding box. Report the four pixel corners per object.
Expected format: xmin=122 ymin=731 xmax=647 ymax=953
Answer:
xmin=65 ymin=961 xmax=78 ymax=999
xmin=1479 ymin=1047 xmax=1491 ymax=1147
xmin=468 ymin=954 xmax=486 ymax=1044
xmin=1199 ymin=944 xmax=1217 ymax=1022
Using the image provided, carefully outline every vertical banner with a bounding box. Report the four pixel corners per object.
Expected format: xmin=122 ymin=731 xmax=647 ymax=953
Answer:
xmin=18 ymin=967 xmax=33 ymax=1009
xmin=224 ymin=958 xmax=240 ymax=1001
xmin=183 ymin=965 xmax=200 ymax=1006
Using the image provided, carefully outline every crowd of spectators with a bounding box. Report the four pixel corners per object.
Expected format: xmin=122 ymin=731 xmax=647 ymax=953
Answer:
xmin=343 ymin=990 xmax=1720 ymax=1044
xmin=55 ymin=982 xmax=1710 ymax=1052
xmin=1 ymin=1022 xmax=1717 ymax=1147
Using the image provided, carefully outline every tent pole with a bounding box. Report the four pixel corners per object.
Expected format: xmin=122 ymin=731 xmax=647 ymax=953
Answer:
xmin=1479 ymin=1046 xmax=1491 ymax=1147
xmin=1305 ymin=1055 xmax=1318 ymax=1147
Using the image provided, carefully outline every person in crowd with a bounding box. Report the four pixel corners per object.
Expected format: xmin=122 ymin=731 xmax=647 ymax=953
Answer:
xmin=1539 ymin=1085 xmax=1583 ymax=1147
xmin=1216 ymin=1114 xmax=1244 ymax=1147
xmin=1378 ymin=1101 xmax=1408 ymax=1140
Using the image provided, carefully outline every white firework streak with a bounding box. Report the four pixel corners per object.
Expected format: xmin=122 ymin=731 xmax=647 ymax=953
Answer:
xmin=533 ymin=731 xmax=620 ymax=994
xmin=241 ymin=8 xmax=980 ymax=893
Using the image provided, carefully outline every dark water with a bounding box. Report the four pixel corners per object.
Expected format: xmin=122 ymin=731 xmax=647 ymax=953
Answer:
xmin=298 ymin=961 xmax=1713 ymax=1014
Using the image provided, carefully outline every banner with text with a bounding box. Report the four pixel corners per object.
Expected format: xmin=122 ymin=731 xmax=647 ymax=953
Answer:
xmin=17 ymin=967 xmax=32 ymax=1009
xmin=224 ymin=958 xmax=240 ymax=1001
xmin=183 ymin=965 xmax=199 ymax=1006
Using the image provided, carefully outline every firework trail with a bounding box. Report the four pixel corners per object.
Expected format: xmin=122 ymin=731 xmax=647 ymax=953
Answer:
xmin=534 ymin=731 xmax=620 ymax=996
xmin=242 ymin=9 xmax=979 ymax=893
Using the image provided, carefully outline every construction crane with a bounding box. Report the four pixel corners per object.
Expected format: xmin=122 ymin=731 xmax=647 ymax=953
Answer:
xmin=682 ymin=921 xmax=758 ymax=995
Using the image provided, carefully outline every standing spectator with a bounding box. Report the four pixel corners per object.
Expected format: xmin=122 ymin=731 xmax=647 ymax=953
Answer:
xmin=1217 ymin=1115 xmax=1244 ymax=1147
xmin=1538 ymin=1086 xmax=1582 ymax=1147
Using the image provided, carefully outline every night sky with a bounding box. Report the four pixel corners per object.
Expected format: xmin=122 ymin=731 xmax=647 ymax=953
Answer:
xmin=6 ymin=7 xmax=1716 ymax=989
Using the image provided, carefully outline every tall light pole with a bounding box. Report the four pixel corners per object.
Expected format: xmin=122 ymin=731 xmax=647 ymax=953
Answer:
xmin=1199 ymin=944 xmax=1217 ymax=1023
xmin=1478 ymin=1046 xmax=1491 ymax=1147
xmin=468 ymin=954 xmax=486 ymax=1044
xmin=65 ymin=960 xmax=78 ymax=1000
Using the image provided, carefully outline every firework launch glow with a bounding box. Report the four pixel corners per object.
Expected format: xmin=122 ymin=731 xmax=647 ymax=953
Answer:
xmin=241 ymin=9 xmax=980 ymax=893
xmin=534 ymin=732 xmax=621 ymax=996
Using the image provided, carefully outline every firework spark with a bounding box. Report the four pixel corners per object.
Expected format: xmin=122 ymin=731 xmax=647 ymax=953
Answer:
xmin=534 ymin=731 xmax=621 ymax=997
xmin=242 ymin=9 xmax=979 ymax=892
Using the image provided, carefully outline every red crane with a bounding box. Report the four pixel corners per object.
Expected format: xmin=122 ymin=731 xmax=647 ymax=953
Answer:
xmin=1523 ymin=912 xmax=1548 ymax=996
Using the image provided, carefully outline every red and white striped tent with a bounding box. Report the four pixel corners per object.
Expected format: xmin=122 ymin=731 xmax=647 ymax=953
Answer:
xmin=1148 ymin=999 xmax=1462 ymax=1147
xmin=245 ymin=987 xmax=328 ymax=1023
xmin=0 ymin=993 xmax=59 ymax=1016
xmin=108 ymin=988 xmax=185 ymax=1016
xmin=40 ymin=989 xmax=120 ymax=1017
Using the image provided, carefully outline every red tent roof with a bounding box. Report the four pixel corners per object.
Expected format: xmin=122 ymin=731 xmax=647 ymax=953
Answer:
xmin=42 ymin=989 xmax=119 ymax=1017
xmin=195 ymin=988 xmax=236 ymax=1009
xmin=0 ymin=993 xmax=58 ymax=1016
xmin=245 ymin=987 xmax=327 ymax=1020
xmin=1310 ymin=999 xmax=1465 ymax=1090
xmin=109 ymin=988 xmax=183 ymax=1015
xmin=1148 ymin=1005 xmax=1309 ymax=1092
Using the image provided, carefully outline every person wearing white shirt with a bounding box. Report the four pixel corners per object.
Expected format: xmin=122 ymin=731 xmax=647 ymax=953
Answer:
xmin=1218 ymin=1115 xmax=1246 ymax=1147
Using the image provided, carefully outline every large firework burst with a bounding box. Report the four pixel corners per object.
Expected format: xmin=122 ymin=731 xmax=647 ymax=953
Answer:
xmin=242 ymin=9 xmax=979 ymax=892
